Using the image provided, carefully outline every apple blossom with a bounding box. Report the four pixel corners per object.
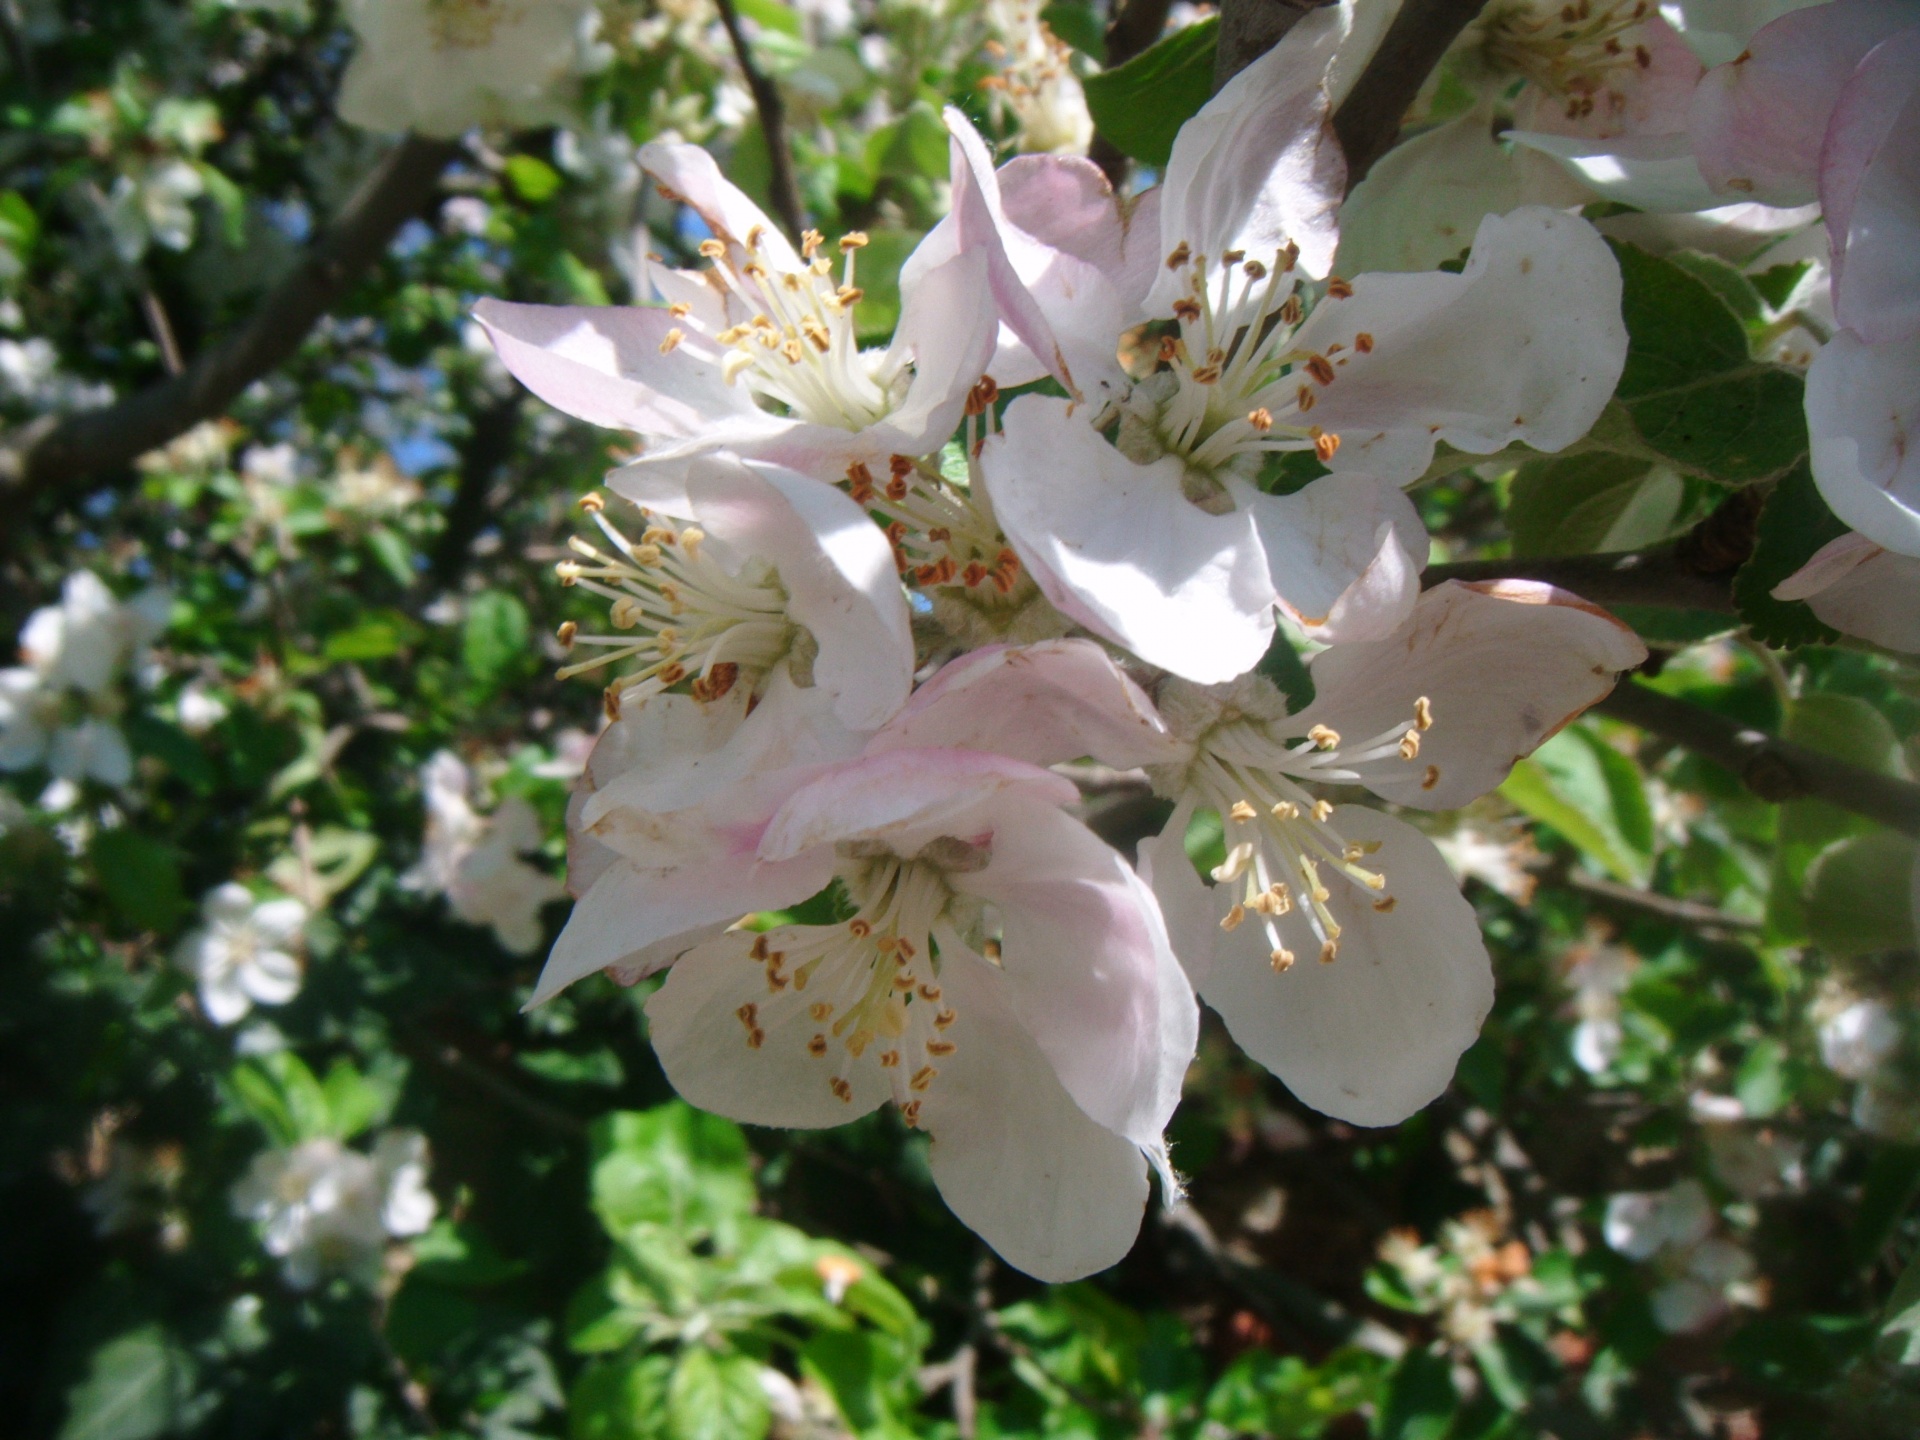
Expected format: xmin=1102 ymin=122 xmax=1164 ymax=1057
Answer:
xmin=540 ymin=654 xmax=1196 ymax=1281
xmin=1603 ymin=1179 xmax=1756 ymax=1333
xmin=231 ymin=1130 xmax=436 ymax=1289
xmin=969 ymin=13 xmax=1627 ymax=680
xmin=176 ymin=882 xmax=308 ymax=1026
xmin=887 ymin=587 xmax=1642 ymax=1124
xmin=981 ymin=0 xmax=1094 ymax=156
xmin=337 ymin=0 xmax=599 ymax=139
xmin=403 ymin=752 xmax=565 ymax=956
xmin=1772 ymin=530 xmax=1920 ymax=653
xmin=475 ymin=141 xmax=998 ymax=483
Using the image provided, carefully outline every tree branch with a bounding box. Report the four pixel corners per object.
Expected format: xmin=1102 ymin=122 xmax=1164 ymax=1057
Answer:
xmin=1088 ymin=0 xmax=1179 ymax=184
xmin=713 ymin=0 xmax=806 ymax=242
xmin=0 ymin=133 xmax=460 ymax=538
xmin=1423 ymin=544 xmax=1739 ymax=613
xmin=1598 ymin=680 xmax=1920 ymax=840
xmin=1331 ymin=0 xmax=1488 ymax=190
xmin=1213 ymin=0 xmax=1328 ymax=87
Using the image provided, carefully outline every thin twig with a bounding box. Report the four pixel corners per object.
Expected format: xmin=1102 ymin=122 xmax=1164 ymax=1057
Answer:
xmin=1561 ymin=866 xmax=1762 ymax=935
xmin=1331 ymin=0 xmax=1489 ymax=190
xmin=713 ymin=0 xmax=806 ymax=242
xmin=1088 ymin=0 xmax=1178 ymax=184
xmin=1 ymin=133 xmax=461 ymax=541
xmin=1598 ymin=680 xmax=1920 ymax=840
xmin=1423 ymin=544 xmax=1739 ymax=614
xmin=138 ymin=286 xmax=185 ymax=377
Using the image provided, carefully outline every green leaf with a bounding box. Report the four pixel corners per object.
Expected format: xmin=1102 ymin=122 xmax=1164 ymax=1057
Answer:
xmin=91 ymin=830 xmax=187 ymax=933
xmin=319 ymin=1057 xmax=394 ymax=1139
xmin=735 ymin=0 xmax=802 ymax=35
xmin=463 ymin=590 xmax=532 ymax=692
xmin=1805 ymin=832 xmax=1919 ymax=958
xmin=1257 ymin=628 xmax=1315 ymax=713
xmin=1666 ymin=250 xmax=1764 ymax=325
xmin=1500 ymin=728 xmax=1651 ymax=885
xmin=847 ymin=228 xmax=923 ymax=346
xmin=1507 ymin=453 xmax=1679 ymax=556
xmin=666 ymin=1349 xmax=770 ymax=1440
xmin=1877 ymin=1252 xmax=1920 ymax=1373
xmin=571 ymin=1354 xmax=675 ymax=1440
xmin=123 ymin=714 xmax=217 ymax=794
xmin=365 ymin=526 xmax=416 ymax=587
xmin=1609 ymin=241 xmax=1809 ymax=483
xmin=1769 ymin=692 xmax=1907 ymax=938
xmin=58 ymin=1325 xmax=193 ymax=1440
xmin=590 ymin=1103 xmax=756 ymax=1242
xmin=1041 ymin=1 xmax=1106 ymax=59
xmin=507 ymin=155 xmax=564 ymax=203
xmin=1733 ymin=461 xmax=1848 ymax=647
xmin=323 ymin=616 xmax=405 ymax=662
xmin=1377 ymin=1347 xmax=1457 ymax=1440
xmin=1083 ymin=18 xmax=1217 ymax=168
xmin=802 ymin=1329 xmax=908 ymax=1434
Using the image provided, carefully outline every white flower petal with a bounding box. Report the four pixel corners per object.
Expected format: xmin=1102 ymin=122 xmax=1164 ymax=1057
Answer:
xmin=1294 ymin=580 xmax=1647 ymax=809
xmin=1252 ymin=473 xmax=1426 ymax=643
xmin=919 ymin=950 xmax=1151 ymax=1282
xmin=1506 ymin=130 xmax=1723 ymax=213
xmin=1807 ymin=329 xmax=1920 ymax=556
xmin=645 ymin=927 xmax=891 ymax=1126
xmin=1777 ymin=536 xmax=1920 ymax=652
xmin=1146 ymin=4 xmax=1350 ymax=313
xmin=1291 ymin=208 xmax=1628 ymax=481
xmin=1335 ymin=108 xmax=1526 ymax=276
xmin=982 ymin=395 xmax=1277 ymax=684
xmin=869 ymin=639 xmax=1184 ymax=770
xmin=241 ymin=948 xmax=304 ymax=1007
xmin=1820 ymin=27 xmax=1920 ymax=344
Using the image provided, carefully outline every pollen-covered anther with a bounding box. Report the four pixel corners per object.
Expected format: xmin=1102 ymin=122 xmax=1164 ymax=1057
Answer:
xmin=1165 ymin=241 xmax=1192 ymax=270
xmin=1422 ymin=765 xmax=1441 ymax=791
xmin=1373 ymin=895 xmax=1397 ymax=913
xmin=1270 ymin=948 xmax=1295 ymax=972
xmin=1221 ymin=903 xmax=1247 ymax=932
xmin=1297 ymin=385 xmax=1316 ymax=412
xmin=1305 ymin=354 xmax=1336 ymax=385
xmin=1191 ymin=363 xmax=1222 ymax=385
xmin=879 ymin=1049 xmax=900 ymax=1068
xmin=1228 ymin=800 xmax=1258 ymax=823
xmin=807 ymin=1034 xmax=828 ymax=1056
xmin=925 ymin=1039 xmax=957 ymax=1057
xmin=934 ymin=1008 xmax=956 ymax=1029
xmin=965 ymin=375 xmax=1000 ymax=416
xmin=1311 ymin=799 xmax=1334 ymax=823
xmin=909 ymin=1066 xmax=937 ymax=1092
xmin=1271 ymin=800 xmax=1299 ymax=820
xmin=697 ymin=238 xmax=726 ymax=259
xmin=1314 ymin=432 xmax=1342 ymax=462
xmin=900 ymin=1099 xmax=923 ymax=1127
xmin=1326 ymin=276 xmax=1354 ymax=299
xmin=1414 ymin=696 xmax=1433 ymax=731
xmin=578 ymin=491 xmax=606 ymax=513
xmin=1307 ymin=724 xmax=1341 ymax=750
xmin=1247 ymin=408 xmax=1273 ymax=432
xmin=1355 ymin=332 xmax=1374 ymax=353
xmin=1318 ymin=939 xmax=1339 ymax=965
xmin=838 ymin=231 xmax=869 ymax=252
xmin=658 ymin=327 xmax=684 ymax=355
xmin=1158 ymin=335 xmax=1182 ymax=363
xmin=1173 ymin=298 xmax=1202 ymax=323
xmin=556 ymin=621 xmax=577 ymax=648
xmin=829 ymin=1077 xmax=854 ymax=1102
xmin=1399 ymin=729 xmax=1421 ymax=760
xmin=847 ymin=918 xmax=872 ymax=938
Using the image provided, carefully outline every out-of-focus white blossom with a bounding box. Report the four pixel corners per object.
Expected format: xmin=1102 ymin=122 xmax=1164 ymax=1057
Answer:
xmin=403 ymin=751 xmax=564 ymax=955
xmin=338 ymin=0 xmax=600 ymax=138
xmin=1604 ymin=1179 xmax=1757 ymax=1333
xmin=981 ymin=0 xmax=1094 ymax=155
xmin=1821 ymin=998 xmax=1901 ymax=1080
xmin=231 ymin=1131 xmax=436 ymax=1289
xmin=1563 ymin=941 xmax=1636 ymax=1074
xmin=1435 ymin=814 xmax=1543 ymax=904
xmin=0 ymin=336 xmax=114 ymax=412
xmin=102 ymin=159 xmax=206 ymax=263
xmin=175 ymin=679 xmax=230 ymax=735
xmin=176 ymin=882 xmax=308 ymax=1025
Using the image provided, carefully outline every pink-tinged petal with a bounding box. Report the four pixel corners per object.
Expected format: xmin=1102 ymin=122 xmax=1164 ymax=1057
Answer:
xmin=1252 ymin=474 xmax=1427 ymax=643
xmin=1821 ymin=27 xmax=1920 ymax=342
xmin=533 ymin=848 xmax=833 ymax=1006
xmin=1152 ymin=807 xmax=1494 ymax=1127
xmin=880 ymin=246 xmax=1002 ymax=451
xmin=758 ymin=747 xmax=1077 ymax=862
xmin=957 ymin=795 xmax=1196 ymax=1148
xmin=926 ymin=110 xmax=1121 ymax=397
xmin=870 ymin=639 xmax=1185 ymax=770
xmin=919 ymin=947 xmax=1152 ymax=1282
xmin=1591 ymin=199 xmax=1824 ymax=259
xmin=1292 ymin=208 xmax=1627 ymax=480
xmin=1807 ymin=329 xmax=1920 ymax=556
xmin=1690 ymin=0 xmax=1920 ymax=204
xmin=1335 ymin=108 xmax=1527 ymax=277
xmin=1147 ymin=4 xmax=1349 ymax=310
xmin=645 ymin=927 xmax=891 ymax=1127
xmin=982 ymin=395 xmax=1277 ymax=683
xmin=1000 ymin=154 xmax=1161 ymax=315
xmin=1506 ymin=130 xmax=1723 ymax=212
xmin=1295 ymin=580 xmax=1648 ymax=810
xmin=638 ymin=141 xmax=803 ymax=271
xmin=1515 ymin=15 xmax=1704 ymax=139
xmin=472 ymin=298 xmax=760 ymax=436
xmin=1775 ymin=532 xmax=1920 ymax=651
xmin=1135 ymin=802 xmax=1216 ymax=987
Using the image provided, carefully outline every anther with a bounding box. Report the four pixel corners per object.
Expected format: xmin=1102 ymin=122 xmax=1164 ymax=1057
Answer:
xmin=1221 ymin=903 xmax=1246 ymax=932
xmin=698 ymin=239 xmax=726 ymax=259
xmin=839 ymin=231 xmax=869 ymax=252
xmin=808 ymin=1034 xmax=829 ymax=1056
xmin=1307 ymin=724 xmax=1341 ymax=749
xmin=830 ymin=1077 xmax=854 ymax=1102
xmin=1311 ymin=799 xmax=1334 ymax=823
xmin=909 ymin=1066 xmax=936 ymax=1092
xmin=1399 ymin=729 xmax=1421 ymax=760
xmin=1247 ymin=408 xmax=1273 ymax=432
xmin=1319 ymin=940 xmax=1339 ymax=965
xmin=1306 ymin=355 xmax=1336 ymax=386
xmin=578 ymin=492 xmax=606 ymax=512
xmin=965 ymin=376 xmax=999 ymax=416
xmin=1326 ymin=277 xmax=1353 ymax=299
xmin=880 ymin=1050 xmax=900 ymax=1068
xmin=1229 ymin=800 xmax=1257 ymax=822
xmin=1271 ymin=948 xmax=1295 ymax=972
xmin=1373 ymin=896 xmax=1397 ymax=913
xmin=1166 ymin=242 xmax=1191 ymax=270
xmin=658 ymin=328 xmax=684 ymax=355
xmin=1314 ymin=432 xmax=1342 ymax=462
xmin=1414 ymin=696 xmax=1433 ymax=731
xmin=556 ymin=621 xmax=577 ymax=648
xmin=1422 ymin=765 xmax=1440 ymax=790
xmin=1243 ymin=260 xmax=1267 ymax=280
xmin=1355 ymin=332 xmax=1374 ymax=353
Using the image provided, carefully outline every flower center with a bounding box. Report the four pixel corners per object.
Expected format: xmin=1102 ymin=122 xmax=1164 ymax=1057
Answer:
xmin=1178 ymin=694 xmax=1433 ymax=970
xmin=1121 ymin=244 xmax=1368 ymax=502
xmin=1479 ymin=0 xmax=1658 ymax=121
xmin=738 ymin=850 xmax=983 ymax=1127
xmin=554 ymin=493 xmax=804 ymax=720
xmin=657 ymin=226 xmax=903 ymax=431
xmin=428 ymin=0 xmax=522 ymax=49
xmin=843 ymin=442 xmax=1023 ymax=602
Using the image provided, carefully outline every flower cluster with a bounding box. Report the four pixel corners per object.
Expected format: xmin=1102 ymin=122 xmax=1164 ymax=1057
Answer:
xmin=230 ymin=1130 xmax=437 ymax=1290
xmin=0 ymin=571 xmax=169 ymax=796
xmin=479 ymin=6 xmax=1650 ymax=1279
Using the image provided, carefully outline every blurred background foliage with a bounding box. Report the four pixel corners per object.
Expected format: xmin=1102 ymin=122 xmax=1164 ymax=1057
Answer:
xmin=2 ymin=2 xmax=1919 ymax=1439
